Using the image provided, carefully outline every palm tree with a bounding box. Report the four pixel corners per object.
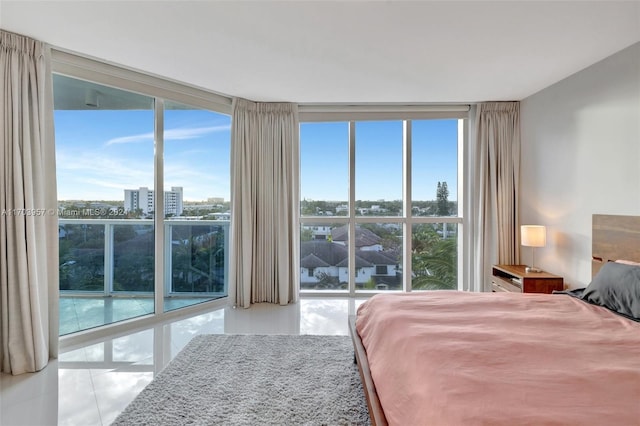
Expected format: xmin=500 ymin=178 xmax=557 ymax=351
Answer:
xmin=411 ymin=224 xmax=457 ymax=290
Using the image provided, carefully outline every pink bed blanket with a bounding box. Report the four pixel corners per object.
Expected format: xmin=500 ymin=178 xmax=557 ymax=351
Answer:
xmin=356 ymin=291 xmax=640 ymax=425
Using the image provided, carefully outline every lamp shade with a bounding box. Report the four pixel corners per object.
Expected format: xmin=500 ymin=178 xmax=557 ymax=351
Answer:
xmin=521 ymin=225 xmax=546 ymax=247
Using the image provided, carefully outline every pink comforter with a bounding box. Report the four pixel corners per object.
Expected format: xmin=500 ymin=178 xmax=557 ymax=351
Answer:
xmin=356 ymin=291 xmax=640 ymax=426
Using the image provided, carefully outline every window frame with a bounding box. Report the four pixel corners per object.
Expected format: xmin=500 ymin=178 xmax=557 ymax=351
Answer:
xmin=52 ymin=50 xmax=233 ymax=347
xmin=298 ymin=110 xmax=469 ymax=296
xmin=51 ymin=49 xmax=473 ymax=346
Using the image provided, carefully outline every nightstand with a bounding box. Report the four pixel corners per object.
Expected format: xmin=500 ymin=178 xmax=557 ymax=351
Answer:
xmin=491 ymin=264 xmax=564 ymax=294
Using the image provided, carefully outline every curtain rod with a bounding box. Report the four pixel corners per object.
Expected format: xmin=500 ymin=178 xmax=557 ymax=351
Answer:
xmin=298 ymin=104 xmax=470 ymax=114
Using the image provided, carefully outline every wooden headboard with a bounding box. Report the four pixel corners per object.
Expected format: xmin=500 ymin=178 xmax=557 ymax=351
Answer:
xmin=592 ymin=214 xmax=640 ymax=277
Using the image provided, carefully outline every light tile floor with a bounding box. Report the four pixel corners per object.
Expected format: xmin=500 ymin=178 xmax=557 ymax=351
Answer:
xmin=0 ymin=298 xmax=366 ymax=426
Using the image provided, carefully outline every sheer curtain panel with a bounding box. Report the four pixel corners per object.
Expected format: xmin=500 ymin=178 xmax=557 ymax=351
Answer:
xmin=230 ymin=98 xmax=299 ymax=308
xmin=473 ymin=102 xmax=520 ymax=292
xmin=0 ymin=30 xmax=58 ymax=374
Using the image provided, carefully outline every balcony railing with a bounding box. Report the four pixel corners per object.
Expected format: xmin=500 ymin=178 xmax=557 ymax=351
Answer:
xmin=59 ymin=219 xmax=229 ymax=298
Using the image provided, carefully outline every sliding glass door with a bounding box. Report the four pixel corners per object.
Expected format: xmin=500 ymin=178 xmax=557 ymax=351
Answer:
xmin=55 ymin=75 xmax=156 ymax=334
xmin=54 ymin=74 xmax=231 ymax=335
xmin=162 ymin=100 xmax=231 ymax=312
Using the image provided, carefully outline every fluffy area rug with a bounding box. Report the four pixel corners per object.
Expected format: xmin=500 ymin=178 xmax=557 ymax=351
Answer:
xmin=112 ymin=334 xmax=370 ymax=425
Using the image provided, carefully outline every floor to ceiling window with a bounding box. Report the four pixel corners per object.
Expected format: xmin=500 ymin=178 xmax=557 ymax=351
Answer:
xmin=53 ymin=55 xmax=231 ymax=335
xmin=410 ymin=119 xmax=460 ymax=290
xmin=55 ymin=75 xmax=157 ymax=334
xmin=162 ymin=100 xmax=231 ymax=312
xmin=299 ymin=114 xmax=466 ymax=294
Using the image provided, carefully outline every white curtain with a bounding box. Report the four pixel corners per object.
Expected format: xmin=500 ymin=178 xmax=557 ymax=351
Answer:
xmin=472 ymin=102 xmax=520 ymax=292
xmin=0 ymin=30 xmax=58 ymax=374
xmin=230 ymin=98 xmax=299 ymax=308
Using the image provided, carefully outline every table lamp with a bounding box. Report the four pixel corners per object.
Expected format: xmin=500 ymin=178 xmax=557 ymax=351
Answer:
xmin=521 ymin=225 xmax=546 ymax=273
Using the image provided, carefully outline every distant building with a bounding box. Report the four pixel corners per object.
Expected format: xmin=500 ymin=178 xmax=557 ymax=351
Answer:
xmin=335 ymin=204 xmax=348 ymax=213
xmin=300 ymin=225 xmax=400 ymax=290
xmin=124 ymin=186 xmax=183 ymax=216
xmin=331 ymin=224 xmax=383 ymax=251
xmin=209 ymin=212 xmax=231 ymax=221
xmin=302 ymin=225 xmax=333 ymax=240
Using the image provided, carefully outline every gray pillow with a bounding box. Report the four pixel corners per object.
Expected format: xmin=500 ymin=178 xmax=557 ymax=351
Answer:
xmin=581 ymin=261 xmax=640 ymax=320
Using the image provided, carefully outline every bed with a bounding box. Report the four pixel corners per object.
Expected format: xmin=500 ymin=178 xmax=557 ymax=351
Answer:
xmin=349 ymin=214 xmax=640 ymax=425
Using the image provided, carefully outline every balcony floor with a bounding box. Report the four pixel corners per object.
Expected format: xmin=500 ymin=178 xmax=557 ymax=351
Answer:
xmin=60 ymin=296 xmax=218 ymax=335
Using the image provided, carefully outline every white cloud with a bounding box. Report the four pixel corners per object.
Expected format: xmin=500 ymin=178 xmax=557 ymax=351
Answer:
xmin=57 ymin=151 xmax=154 ymax=200
xmin=57 ymin=150 xmax=231 ymax=201
xmin=105 ymin=125 xmax=230 ymax=146
xmin=105 ymin=132 xmax=154 ymax=146
xmin=164 ymin=125 xmax=230 ymax=141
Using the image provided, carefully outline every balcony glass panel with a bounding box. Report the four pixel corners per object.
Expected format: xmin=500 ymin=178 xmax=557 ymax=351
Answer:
xmin=113 ymin=223 xmax=154 ymax=292
xmin=59 ymin=222 xmax=105 ymax=292
xmin=169 ymin=222 xmax=228 ymax=298
xmin=58 ymin=219 xmax=229 ymax=333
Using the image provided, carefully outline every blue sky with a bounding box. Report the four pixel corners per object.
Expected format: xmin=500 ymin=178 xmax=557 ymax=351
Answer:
xmin=300 ymin=119 xmax=458 ymax=202
xmin=55 ymin=108 xmax=232 ymax=202
xmin=55 ymin=110 xmax=458 ymax=203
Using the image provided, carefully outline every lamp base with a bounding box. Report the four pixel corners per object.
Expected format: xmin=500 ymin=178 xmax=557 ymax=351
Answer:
xmin=525 ymin=266 xmax=542 ymax=273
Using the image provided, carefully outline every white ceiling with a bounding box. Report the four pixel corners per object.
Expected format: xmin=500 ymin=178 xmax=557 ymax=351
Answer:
xmin=1 ymin=1 xmax=639 ymax=104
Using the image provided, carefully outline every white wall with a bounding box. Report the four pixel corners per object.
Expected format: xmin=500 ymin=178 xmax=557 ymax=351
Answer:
xmin=520 ymin=42 xmax=640 ymax=289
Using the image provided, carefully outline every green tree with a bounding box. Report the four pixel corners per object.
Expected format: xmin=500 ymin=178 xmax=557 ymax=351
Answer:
xmin=436 ymin=181 xmax=450 ymax=216
xmin=171 ymin=226 xmax=226 ymax=293
xmin=300 ymin=228 xmax=314 ymax=242
xmin=58 ymin=223 xmax=105 ymax=291
xmin=363 ymin=277 xmax=377 ymax=290
xmin=112 ymin=226 xmax=154 ymax=292
xmin=313 ymin=272 xmax=340 ymax=289
xmin=360 ymin=223 xmax=401 ymax=251
xmin=411 ymin=224 xmax=457 ymax=290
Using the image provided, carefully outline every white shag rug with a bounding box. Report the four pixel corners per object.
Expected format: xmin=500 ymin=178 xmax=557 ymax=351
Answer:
xmin=112 ymin=334 xmax=370 ymax=425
